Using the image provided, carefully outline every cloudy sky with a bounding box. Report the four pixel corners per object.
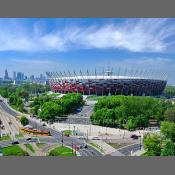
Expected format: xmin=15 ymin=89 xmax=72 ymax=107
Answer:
xmin=0 ymin=18 xmax=175 ymax=84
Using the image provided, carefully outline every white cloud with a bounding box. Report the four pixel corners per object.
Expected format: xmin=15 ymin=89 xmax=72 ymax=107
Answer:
xmin=11 ymin=58 xmax=55 ymax=65
xmin=0 ymin=18 xmax=175 ymax=53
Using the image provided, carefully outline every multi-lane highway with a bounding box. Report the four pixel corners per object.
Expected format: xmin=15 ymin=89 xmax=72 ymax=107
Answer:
xmin=0 ymin=100 xmax=102 ymax=156
xmin=0 ymin=102 xmax=21 ymax=138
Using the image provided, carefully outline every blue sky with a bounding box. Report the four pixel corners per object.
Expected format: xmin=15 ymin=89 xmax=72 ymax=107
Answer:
xmin=0 ymin=18 xmax=175 ymax=84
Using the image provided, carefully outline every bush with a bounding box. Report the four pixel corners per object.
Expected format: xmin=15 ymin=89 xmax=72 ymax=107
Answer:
xmin=143 ymin=133 xmax=162 ymax=156
xmin=20 ymin=116 xmax=29 ymax=126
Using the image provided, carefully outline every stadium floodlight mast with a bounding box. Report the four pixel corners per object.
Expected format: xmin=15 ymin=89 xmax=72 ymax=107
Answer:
xmin=80 ymin=69 xmax=84 ymax=80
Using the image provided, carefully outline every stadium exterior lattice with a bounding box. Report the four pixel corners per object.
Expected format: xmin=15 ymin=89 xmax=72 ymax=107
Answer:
xmin=46 ymin=68 xmax=167 ymax=96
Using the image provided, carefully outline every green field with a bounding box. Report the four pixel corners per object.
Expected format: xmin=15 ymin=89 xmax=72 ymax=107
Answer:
xmin=86 ymin=95 xmax=103 ymax=101
xmin=49 ymin=146 xmax=75 ymax=156
xmin=89 ymin=142 xmax=104 ymax=153
xmin=108 ymin=143 xmax=131 ymax=149
xmin=36 ymin=143 xmax=46 ymax=149
xmin=0 ymin=135 xmax=11 ymax=141
xmin=24 ymin=144 xmax=35 ymax=153
xmin=15 ymin=133 xmax=24 ymax=139
xmin=63 ymin=130 xmax=72 ymax=136
xmin=2 ymin=145 xmax=28 ymax=156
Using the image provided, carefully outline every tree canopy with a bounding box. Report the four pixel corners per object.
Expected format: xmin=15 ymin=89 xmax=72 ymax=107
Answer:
xmin=91 ymin=95 xmax=172 ymax=130
xmin=20 ymin=116 xmax=29 ymax=126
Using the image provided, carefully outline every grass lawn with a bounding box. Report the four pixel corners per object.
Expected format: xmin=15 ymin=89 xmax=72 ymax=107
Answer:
xmin=108 ymin=143 xmax=132 ymax=149
xmin=36 ymin=143 xmax=46 ymax=149
xmin=86 ymin=95 xmax=103 ymax=101
xmin=89 ymin=142 xmax=104 ymax=153
xmin=0 ymin=135 xmax=11 ymax=141
xmin=15 ymin=133 xmax=24 ymax=139
xmin=24 ymin=144 xmax=35 ymax=153
xmin=63 ymin=130 xmax=72 ymax=136
xmin=49 ymin=146 xmax=75 ymax=156
xmin=2 ymin=145 xmax=28 ymax=156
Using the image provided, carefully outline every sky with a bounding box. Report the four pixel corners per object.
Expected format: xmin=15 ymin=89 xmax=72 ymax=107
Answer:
xmin=0 ymin=18 xmax=175 ymax=84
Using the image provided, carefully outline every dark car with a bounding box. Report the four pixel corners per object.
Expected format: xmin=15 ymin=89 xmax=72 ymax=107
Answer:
xmin=26 ymin=137 xmax=32 ymax=141
xmin=29 ymin=138 xmax=38 ymax=142
xmin=12 ymin=141 xmax=19 ymax=145
xmin=79 ymin=144 xmax=88 ymax=149
xmin=42 ymin=123 xmax=47 ymax=126
xmin=130 ymin=134 xmax=139 ymax=139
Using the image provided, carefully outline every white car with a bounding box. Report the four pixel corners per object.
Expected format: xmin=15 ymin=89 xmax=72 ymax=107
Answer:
xmin=91 ymin=137 xmax=100 ymax=140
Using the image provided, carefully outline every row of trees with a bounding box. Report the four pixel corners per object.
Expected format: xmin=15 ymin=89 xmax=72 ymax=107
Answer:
xmin=0 ymin=84 xmax=50 ymax=112
xmin=143 ymin=122 xmax=175 ymax=156
xmin=91 ymin=95 xmax=173 ymax=130
xmin=30 ymin=93 xmax=84 ymax=121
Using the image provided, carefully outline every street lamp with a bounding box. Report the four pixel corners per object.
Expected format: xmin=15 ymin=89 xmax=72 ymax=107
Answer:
xmin=72 ymin=141 xmax=74 ymax=155
xmin=61 ymin=131 xmax=64 ymax=147
xmin=0 ymin=119 xmax=2 ymax=140
xmin=140 ymin=136 xmax=142 ymax=150
xmin=73 ymin=126 xmax=76 ymax=136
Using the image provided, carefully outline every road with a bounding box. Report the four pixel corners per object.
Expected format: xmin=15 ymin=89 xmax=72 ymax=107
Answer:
xmin=0 ymin=102 xmax=21 ymax=138
xmin=111 ymin=143 xmax=141 ymax=156
xmin=0 ymin=101 xmax=102 ymax=156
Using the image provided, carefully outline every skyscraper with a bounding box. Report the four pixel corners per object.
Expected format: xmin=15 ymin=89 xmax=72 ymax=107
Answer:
xmin=13 ymin=71 xmax=16 ymax=80
xmin=4 ymin=69 xmax=9 ymax=80
xmin=16 ymin=72 xmax=24 ymax=81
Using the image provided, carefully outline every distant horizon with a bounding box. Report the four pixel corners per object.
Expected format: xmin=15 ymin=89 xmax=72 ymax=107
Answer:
xmin=0 ymin=18 xmax=175 ymax=84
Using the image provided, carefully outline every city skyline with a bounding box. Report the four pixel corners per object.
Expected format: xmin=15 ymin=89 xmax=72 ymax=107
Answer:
xmin=0 ymin=69 xmax=46 ymax=81
xmin=0 ymin=18 xmax=175 ymax=84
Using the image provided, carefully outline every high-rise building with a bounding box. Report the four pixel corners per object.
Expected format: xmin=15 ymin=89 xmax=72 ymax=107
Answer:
xmin=30 ymin=75 xmax=35 ymax=80
xmin=13 ymin=71 xmax=16 ymax=80
xmin=4 ymin=69 xmax=9 ymax=80
xmin=16 ymin=72 xmax=24 ymax=81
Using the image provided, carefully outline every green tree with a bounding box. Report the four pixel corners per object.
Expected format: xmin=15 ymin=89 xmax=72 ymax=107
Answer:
xmin=143 ymin=133 xmax=162 ymax=156
xmin=161 ymin=140 xmax=175 ymax=156
xmin=164 ymin=107 xmax=175 ymax=122
xmin=160 ymin=122 xmax=175 ymax=142
xmin=20 ymin=116 xmax=29 ymax=126
xmin=39 ymin=102 xmax=62 ymax=121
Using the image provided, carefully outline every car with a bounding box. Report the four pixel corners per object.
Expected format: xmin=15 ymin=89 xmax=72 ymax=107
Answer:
xmin=130 ymin=134 xmax=138 ymax=139
xmin=12 ymin=141 xmax=19 ymax=145
xmin=91 ymin=137 xmax=100 ymax=140
xmin=78 ymin=136 xmax=86 ymax=140
xmin=42 ymin=123 xmax=46 ymax=126
xmin=29 ymin=138 xmax=38 ymax=142
xmin=26 ymin=137 xmax=32 ymax=141
xmin=79 ymin=144 xmax=88 ymax=149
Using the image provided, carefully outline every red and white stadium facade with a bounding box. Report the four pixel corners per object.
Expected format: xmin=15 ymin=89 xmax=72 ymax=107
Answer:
xmin=46 ymin=68 xmax=167 ymax=96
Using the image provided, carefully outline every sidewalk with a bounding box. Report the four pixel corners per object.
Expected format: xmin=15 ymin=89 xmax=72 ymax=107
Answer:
xmin=90 ymin=140 xmax=116 ymax=155
xmin=131 ymin=149 xmax=146 ymax=156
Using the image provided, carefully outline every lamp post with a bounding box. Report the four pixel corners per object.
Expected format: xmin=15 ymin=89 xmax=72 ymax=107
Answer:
xmin=0 ymin=119 xmax=2 ymax=140
xmin=106 ymin=126 xmax=107 ymax=141
xmin=140 ymin=135 xmax=142 ymax=150
xmin=72 ymin=141 xmax=74 ymax=155
xmin=61 ymin=131 xmax=64 ymax=147
xmin=73 ymin=126 xmax=76 ymax=136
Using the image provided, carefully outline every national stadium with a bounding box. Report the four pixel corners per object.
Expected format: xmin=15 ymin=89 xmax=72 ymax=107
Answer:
xmin=46 ymin=68 xmax=167 ymax=96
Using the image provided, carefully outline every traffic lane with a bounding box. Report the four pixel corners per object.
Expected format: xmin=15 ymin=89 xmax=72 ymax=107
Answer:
xmin=0 ymin=102 xmax=18 ymax=117
xmin=118 ymin=144 xmax=141 ymax=156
